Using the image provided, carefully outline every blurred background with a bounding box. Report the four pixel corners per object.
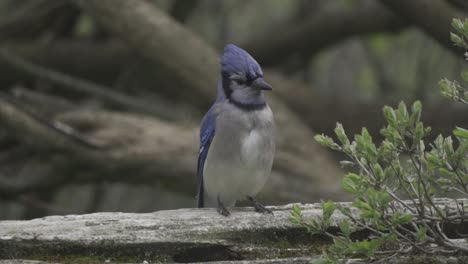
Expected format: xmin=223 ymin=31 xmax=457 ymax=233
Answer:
xmin=0 ymin=0 xmax=466 ymax=220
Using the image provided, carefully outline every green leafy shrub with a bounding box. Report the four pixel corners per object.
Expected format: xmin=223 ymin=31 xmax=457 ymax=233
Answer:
xmin=290 ymin=18 xmax=468 ymax=263
xmin=441 ymin=18 xmax=468 ymax=105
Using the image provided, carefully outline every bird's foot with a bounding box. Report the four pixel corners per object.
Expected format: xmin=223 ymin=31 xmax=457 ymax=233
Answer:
xmin=217 ymin=196 xmax=231 ymax=216
xmin=247 ymin=196 xmax=273 ymax=214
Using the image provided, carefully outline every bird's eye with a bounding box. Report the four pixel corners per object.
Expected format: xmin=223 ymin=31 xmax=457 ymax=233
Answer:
xmin=234 ymin=79 xmax=247 ymax=85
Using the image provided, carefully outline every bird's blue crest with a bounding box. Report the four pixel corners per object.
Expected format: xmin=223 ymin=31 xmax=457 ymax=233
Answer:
xmin=221 ymin=44 xmax=263 ymax=80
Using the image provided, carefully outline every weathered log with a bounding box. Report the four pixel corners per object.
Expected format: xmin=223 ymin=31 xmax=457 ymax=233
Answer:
xmin=0 ymin=199 xmax=467 ymax=263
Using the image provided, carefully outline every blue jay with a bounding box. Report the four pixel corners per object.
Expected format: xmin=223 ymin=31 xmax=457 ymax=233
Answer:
xmin=197 ymin=44 xmax=275 ymax=216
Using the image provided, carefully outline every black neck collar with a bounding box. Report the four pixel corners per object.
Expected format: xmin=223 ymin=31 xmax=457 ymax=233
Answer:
xmin=229 ymin=98 xmax=266 ymax=111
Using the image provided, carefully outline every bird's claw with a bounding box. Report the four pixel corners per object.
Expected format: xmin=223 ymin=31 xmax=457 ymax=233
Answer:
xmin=217 ymin=205 xmax=231 ymax=216
xmin=247 ymin=196 xmax=273 ymax=215
xmin=217 ymin=196 xmax=231 ymax=216
xmin=254 ymin=203 xmax=273 ymax=214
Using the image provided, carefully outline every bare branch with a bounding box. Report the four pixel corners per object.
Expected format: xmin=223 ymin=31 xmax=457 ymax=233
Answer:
xmin=0 ymin=47 xmax=173 ymax=118
xmin=170 ymin=0 xmax=199 ymax=23
xmin=74 ymin=0 xmax=218 ymax=104
xmin=380 ymin=0 xmax=467 ymax=56
xmin=0 ymin=95 xmax=101 ymax=154
xmin=0 ymin=0 xmax=67 ymax=39
xmin=243 ymin=2 xmax=406 ymax=66
xmin=0 ymin=94 xmax=102 ymax=149
xmin=0 ymin=40 xmax=130 ymax=88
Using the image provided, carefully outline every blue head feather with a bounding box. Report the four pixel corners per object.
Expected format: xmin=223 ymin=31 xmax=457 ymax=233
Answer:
xmin=221 ymin=44 xmax=263 ymax=80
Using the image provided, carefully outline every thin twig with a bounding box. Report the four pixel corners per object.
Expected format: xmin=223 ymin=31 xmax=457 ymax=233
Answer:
xmin=0 ymin=93 xmax=103 ymax=149
xmin=0 ymin=47 xmax=164 ymax=117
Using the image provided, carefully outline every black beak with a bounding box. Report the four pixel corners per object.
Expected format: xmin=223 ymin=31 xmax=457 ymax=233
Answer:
xmin=253 ymin=78 xmax=273 ymax=91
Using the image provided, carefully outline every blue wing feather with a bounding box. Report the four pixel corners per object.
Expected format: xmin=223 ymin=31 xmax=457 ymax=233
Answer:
xmin=197 ymin=106 xmax=216 ymax=208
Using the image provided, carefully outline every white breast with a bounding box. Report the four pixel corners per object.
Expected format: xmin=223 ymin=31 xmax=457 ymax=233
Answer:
xmin=241 ymin=130 xmax=262 ymax=164
xmin=202 ymin=105 xmax=275 ymax=207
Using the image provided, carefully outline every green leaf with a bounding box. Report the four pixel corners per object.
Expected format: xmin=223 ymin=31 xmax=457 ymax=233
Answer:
xmin=365 ymin=239 xmax=381 ymax=257
xmin=323 ymin=200 xmax=337 ymax=222
xmin=380 ymin=125 xmax=402 ymax=145
xmin=339 ymin=206 xmax=352 ymax=217
xmin=339 ymin=160 xmax=355 ymax=168
xmin=361 ymin=127 xmax=372 ymax=141
xmin=347 ymin=239 xmax=381 ymax=257
xmin=451 ymin=32 xmax=465 ymax=47
xmin=411 ymin=100 xmax=422 ymax=115
xmin=464 ymin=18 xmax=468 ymax=35
xmin=360 ymin=208 xmax=380 ymax=220
xmin=353 ymin=200 xmax=381 ymax=220
xmin=342 ymin=173 xmax=361 ymax=195
xmin=289 ymin=204 xmax=303 ymax=225
xmin=288 ymin=215 xmax=300 ymax=224
xmin=417 ymin=225 xmax=427 ymax=242
xmin=462 ymin=71 xmax=468 ymax=82
xmin=425 ymin=126 xmax=432 ymax=134
xmin=454 ymin=127 xmax=468 ymax=139
xmin=391 ymin=213 xmax=413 ymax=225
xmin=332 ymin=237 xmax=350 ymax=251
xmin=382 ymin=232 xmax=398 ymax=242
xmin=378 ymin=140 xmax=395 ymax=159
xmin=356 ymin=128 xmax=378 ymax=162
xmin=425 ymin=152 xmax=442 ymax=166
xmin=443 ymin=136 xmax=455 ymax=156
xmin=306 ymin=218 xmax=321 ymax=234
xmin=452 ymin=18 xmax=464 ymax=32
xmin=367 ymin=188 xmax=391 ymax=208
xmin=292 ymin=204 xmax=301 ymax=215
xmin=339 ymin=219 xmax=352 ymax=237
xmin=314 ymin=134 xmax=341 ymax=150
xmin=334 ymin=123 xmax=350 ymax=145
xmin=397 ymin=102 xmax=409 ymax=121
xmin=312 ymin=259 xmax=335 ymax=264
xmin=383 ymin=106 xmax=397 ymax=127
xmin=415 ymin=122 xmax=425 ymax=140
xmin=373 ymin=163 xmax=383 ymax=181
xmin=409 ymin=101 xmax=422 ymax=128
